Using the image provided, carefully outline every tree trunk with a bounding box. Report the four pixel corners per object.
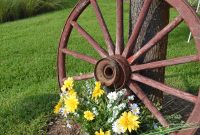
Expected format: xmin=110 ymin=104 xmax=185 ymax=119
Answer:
xmin=129 ymin=0 xmax=169 ymax=102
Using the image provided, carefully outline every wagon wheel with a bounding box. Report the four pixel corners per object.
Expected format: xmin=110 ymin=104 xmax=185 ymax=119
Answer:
xmin=57 ymin=0 xmax=200 ymax=134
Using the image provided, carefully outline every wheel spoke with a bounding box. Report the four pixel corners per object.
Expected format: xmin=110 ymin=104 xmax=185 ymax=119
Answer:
xmin=73 ymin=73 xmax=94 ymax=81
xmin=122 ymin=0 xmax=153 ymax=58
xmin=131 ymin=73 xmax=198 ymax=103
xmin=128 ymin=15 xmax=183 ymax=64
xmin=62 ymin=73 xmax=94 ymax=82
xmin=131 ymin=55 xmax=199 ymax=72
xmin=128 ymin=82 xmax=169 ymax=127
xmin=115 ymin=0 xmax=124 ymax=55
xmin=71 ymin=21 xmax=108 ymax=58
xmin=61 ymin=48 xmax=97 ymax=65
xmin=90 ymin=0 xmax=115 ymax=55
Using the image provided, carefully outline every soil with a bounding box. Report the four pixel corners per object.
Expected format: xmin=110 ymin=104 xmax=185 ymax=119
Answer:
xmin=46 ymin=95 xmax=200 ymax=135
xmin=45 ymin=117 xmax=82 ymax=135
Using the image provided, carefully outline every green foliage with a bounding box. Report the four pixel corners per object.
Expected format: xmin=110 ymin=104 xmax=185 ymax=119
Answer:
xmin=0 ymin=0 xmax=76 ymax=23
xmin=141 ymin=123 xmax=200 ymax=135
xmin=188 ymin=0 xmax=199 ymax=7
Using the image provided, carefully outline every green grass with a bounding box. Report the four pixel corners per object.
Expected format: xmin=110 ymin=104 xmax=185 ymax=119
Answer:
xmin=0 ymin=0 xmax=199 ymax=134
xmin=0 ymin=8 xmax=69 ymax=135
xmin=0 ymin=0 xmax=77 ymax=23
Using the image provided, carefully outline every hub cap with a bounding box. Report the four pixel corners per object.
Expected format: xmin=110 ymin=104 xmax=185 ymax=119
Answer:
xmin=94 ymin=55 xmax=131 ymax=89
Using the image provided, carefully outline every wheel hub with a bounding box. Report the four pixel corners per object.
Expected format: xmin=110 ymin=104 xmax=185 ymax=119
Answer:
xmin=94 ymin=55 xmax=131 ymax=89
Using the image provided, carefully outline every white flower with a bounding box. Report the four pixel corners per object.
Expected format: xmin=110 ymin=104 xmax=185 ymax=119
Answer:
xmin=66 ymin=121 xmax=72 ymax=129
xmin=130 ymin=103 xmax=140 ymax=115
xmin=85 ymin=81 xmax=92 ymax=94
xmin=153 ymin=122 xmax=158 ymax=129
xmin=107 ymin=103 xmax=112 ymax=109
xmin=113 ymin=110 xmax=119 ymax=118
xmin=112 ymin=106 xmax=120 ymax=119
xmin=86 ymin=101 xmax=90 ymax=105
xmin=128 ymin=95 xmax=135 ymax=100
xmin=60 ymin=108 xmax=68 ymax=117
xmin=113 ymin=106 xmax=119 ymax=111
xmin=67 ymin=123 xmax=72 ymax=128
xmin=92 ymin=107 xmax=99 ymax=115
xmin=107 ymin=117 xmax=115 ymax=123
xmin=112 ymin=120 xmax=125 ymax=134
xmin=74 ymin=112 xmax=80 ymax=117
xmin=118 ymin=103 xmax=126 ymax=110
xmin=107 ymin=91 xmax=118 ymax=103
xmin=117 ymin=89 xmax=126 ymax=97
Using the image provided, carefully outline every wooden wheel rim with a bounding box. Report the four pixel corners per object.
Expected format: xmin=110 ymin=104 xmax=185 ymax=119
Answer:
xmin=57 ymin=0 xmax=200 ymax=134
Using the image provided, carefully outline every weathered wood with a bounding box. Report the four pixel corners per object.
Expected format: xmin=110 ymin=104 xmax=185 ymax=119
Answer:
xmin=129 ymin=0 xmax=170 ymax=102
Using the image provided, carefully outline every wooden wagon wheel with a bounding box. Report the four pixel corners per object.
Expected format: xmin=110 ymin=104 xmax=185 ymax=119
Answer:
xmin=57 ymin=0 xmax=200 ymax=134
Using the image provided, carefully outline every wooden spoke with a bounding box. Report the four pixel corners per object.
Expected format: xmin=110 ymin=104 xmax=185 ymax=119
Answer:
xmin=128 ymin=15 xmax=183 ymax=64
xmin=131 ymin=55 xmax=199 ymax=72
xmin=62 ymin=73 xmax=94 ymax=82
xmin=122 ymin=0 xmax=153 ymax=58
xmin=131 ymin=73 xmax=198 ymax=103
xmin=90 ymin=0 xmax=115 ymax=55
xmin=115 ymin=0 xmax=124 ymax=55
xmin=71 ymin=21 xmax=108 ymax=58
xmin=73 ymin=73 xmax=94 ymax=81
xmin=128 ymin=82 xmax=169 ymax=127
xmin=61 ymin=48 xmax=97 ymax=65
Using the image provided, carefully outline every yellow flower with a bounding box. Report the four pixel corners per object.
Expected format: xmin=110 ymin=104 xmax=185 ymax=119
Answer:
xmin=95 ymin=81 xmax=101 ymax=88
xmin=118 ymin=111 xmax=140 ymax=132
xmin=95 ymin=129 xmax=111 ymax=135
xmin=67 ymin=89 xmax=77 ymax=97
xmin=64 ymin=95 xmax=79 ymax=113
xmin=54 ymin=99 xmax=63 ymax=114
xmin=61 ymin=85 xmax=66 ymax=92
xmin=63 ymin=77 xmax=74 ymax=90
xmin=84 ymin=111 xmax=95 ymax=121
xmin=92 ymin=82 xmax=104 ymax=100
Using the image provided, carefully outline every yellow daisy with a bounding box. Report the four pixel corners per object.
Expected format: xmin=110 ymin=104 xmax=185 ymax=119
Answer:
xmin=118 ymin=111 xmax=140 ymax=132
xmin=95 ymin=129 xmax=111 ymax=135
xmin=64 ymin=95 xmax=79 ymax=113
xmin=92 ymin=82 xmax=104 ymax=100
xmin=63 ymin=77 xmax=74 ymax=90
xmin=84 ymin=111 xmax=95 ymax=121
xmin=67 ymin=89 xmax=77 ymax=97
xmin=61 ymin=85 xmax=67 ymax=92
xmin=54 ymin=99 xmax=63 ymax=114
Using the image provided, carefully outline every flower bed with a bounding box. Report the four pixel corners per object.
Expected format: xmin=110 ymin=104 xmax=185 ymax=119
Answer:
xmin=54 ymin=78 xmax=198 ymax=135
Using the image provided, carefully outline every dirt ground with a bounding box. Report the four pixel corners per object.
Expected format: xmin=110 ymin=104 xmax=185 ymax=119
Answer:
xmin=46 ymin=95 xmax=200 ymax=135
xmin=45 ymin=117 xmax=82 ymax=135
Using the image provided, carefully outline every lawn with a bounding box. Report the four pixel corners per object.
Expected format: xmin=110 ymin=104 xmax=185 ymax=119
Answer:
xmin=0 ymin=0 xmax=199 ymax=134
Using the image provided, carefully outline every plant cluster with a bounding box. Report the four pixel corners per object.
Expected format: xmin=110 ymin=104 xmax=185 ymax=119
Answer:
xmin=54 ymin=78 xmax=197 ymax=135
xmin=54 ymin=78 xmax=160 ymax=135
xmin=0 ymin=0 xmax=73 ymax=23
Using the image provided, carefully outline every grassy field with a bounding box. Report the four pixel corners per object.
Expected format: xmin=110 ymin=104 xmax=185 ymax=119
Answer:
xmin=0 ymin=0 xmax=199 ymax=134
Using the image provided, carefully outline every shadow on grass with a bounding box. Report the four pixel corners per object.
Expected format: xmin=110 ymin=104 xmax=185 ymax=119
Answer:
xmin=15 ymin=93 xmax=58 ymax=122
xmin=0 ymin=93 xmax=58 ymax=134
